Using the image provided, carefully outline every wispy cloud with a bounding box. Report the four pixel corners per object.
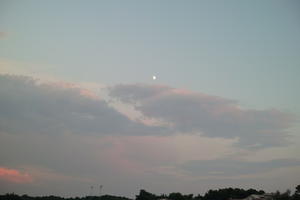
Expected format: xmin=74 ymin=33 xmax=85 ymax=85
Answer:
xmin=0 ymin=75 xmax=164 ymax=136
xmin=0 ymin=74 xmax=295 ymax=149
xmin=109 ymin=84 xmax=296 ymax=148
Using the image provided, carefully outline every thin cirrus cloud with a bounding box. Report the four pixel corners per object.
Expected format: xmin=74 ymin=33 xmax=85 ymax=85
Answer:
xmin=109 ymin=84 xmax=296 ymax=148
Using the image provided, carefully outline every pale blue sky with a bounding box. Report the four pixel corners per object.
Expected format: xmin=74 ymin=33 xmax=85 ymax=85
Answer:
xmin=0 ymin=0 xmax=300 ymax=197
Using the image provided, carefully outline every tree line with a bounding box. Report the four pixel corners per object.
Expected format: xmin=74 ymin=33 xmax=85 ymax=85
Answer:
xmin=0 ymin=185 xmax=299 ymax=200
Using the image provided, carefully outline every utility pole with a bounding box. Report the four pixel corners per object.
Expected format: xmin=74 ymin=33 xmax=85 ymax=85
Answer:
xmin=99 ymin=185 xmax=103 ymax=197
xmin=90 ymin=185 xmax=94 ymax=196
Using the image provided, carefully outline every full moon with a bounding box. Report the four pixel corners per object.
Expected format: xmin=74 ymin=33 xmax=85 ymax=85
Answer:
xmin=152 ymin=75 xmax=156 ymax=80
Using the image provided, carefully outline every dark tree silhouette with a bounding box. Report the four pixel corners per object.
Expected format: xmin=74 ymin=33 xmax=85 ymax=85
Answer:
xmin=293 ymin=185 xmax=300 ymax=200
xmin=136 ymin=190 xmax=157 ymax=200
xmin=0 ymin=185 xmax=299 ymax=200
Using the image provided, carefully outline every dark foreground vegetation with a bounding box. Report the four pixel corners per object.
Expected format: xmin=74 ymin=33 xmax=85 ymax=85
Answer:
xmin=1 ymin=185 xmax=299 ymax=200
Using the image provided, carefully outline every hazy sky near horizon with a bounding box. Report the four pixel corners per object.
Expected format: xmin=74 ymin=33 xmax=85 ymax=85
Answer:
xmin=0 ymin=0 xmax=300 ymax=198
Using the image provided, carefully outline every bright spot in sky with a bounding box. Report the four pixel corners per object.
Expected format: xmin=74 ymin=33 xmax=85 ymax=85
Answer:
xmin=152 ymin=76 xmax=156 ymax=80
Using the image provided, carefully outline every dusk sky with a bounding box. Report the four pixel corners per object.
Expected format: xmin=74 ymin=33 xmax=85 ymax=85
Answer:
xmin=0 ymin=0 xmax=300 ymax=198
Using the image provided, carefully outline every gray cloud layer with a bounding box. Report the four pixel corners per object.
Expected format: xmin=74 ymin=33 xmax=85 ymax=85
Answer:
xmin=181 ymin=158 xmax=300 ymax=177
xmin=109 ymin=84 xmax=296 ymax=148
xmin=0 ymin=75 xmax=163 ymax=136
xmin=0 ymin=75 xmax=299 ymax=196
xmin=0 ymin=74 xmax=294 ymax=149
xmin=0 ymin=75 xmax=296 ymax=149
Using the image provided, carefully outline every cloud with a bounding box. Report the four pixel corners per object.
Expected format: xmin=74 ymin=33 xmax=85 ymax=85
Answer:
xmin=0 ymin=74 xmax=295 ymax=148
xmin=0 ymin=74 xmax=298 ymax=196
xmin=101 ymin=135 xmax=236 ymax=167
xmin=181 ymin=158 xmax=300 ymax=177
xmin=109 ymin=84 xmax=296 ymax=148
xmin=0 ymin=74 xmax=164 ymax=136
xmin=0 ymin=167 xmax=33 ymax=183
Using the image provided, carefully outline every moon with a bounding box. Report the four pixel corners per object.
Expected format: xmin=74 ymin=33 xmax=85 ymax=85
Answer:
xmin=152 ymin=75 xmax=156 ymax=80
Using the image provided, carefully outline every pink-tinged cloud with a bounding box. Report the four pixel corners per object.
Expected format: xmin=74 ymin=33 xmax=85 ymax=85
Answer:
xmin=39 ymin=80 xmax=101 ymax=100
xmin=109 ymin=84 xmax=296 ymax=148
xmin=0 ymin=74 xmax=163 ymax=136
xmin=98 ymin=135 xmax=236 ymax=175
xmin=0 ymin=167 xmax=33 ymax=183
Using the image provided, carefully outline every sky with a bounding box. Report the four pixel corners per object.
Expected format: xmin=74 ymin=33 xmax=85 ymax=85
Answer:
xmin=0 ymin=0 xmax=300 ymax=198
